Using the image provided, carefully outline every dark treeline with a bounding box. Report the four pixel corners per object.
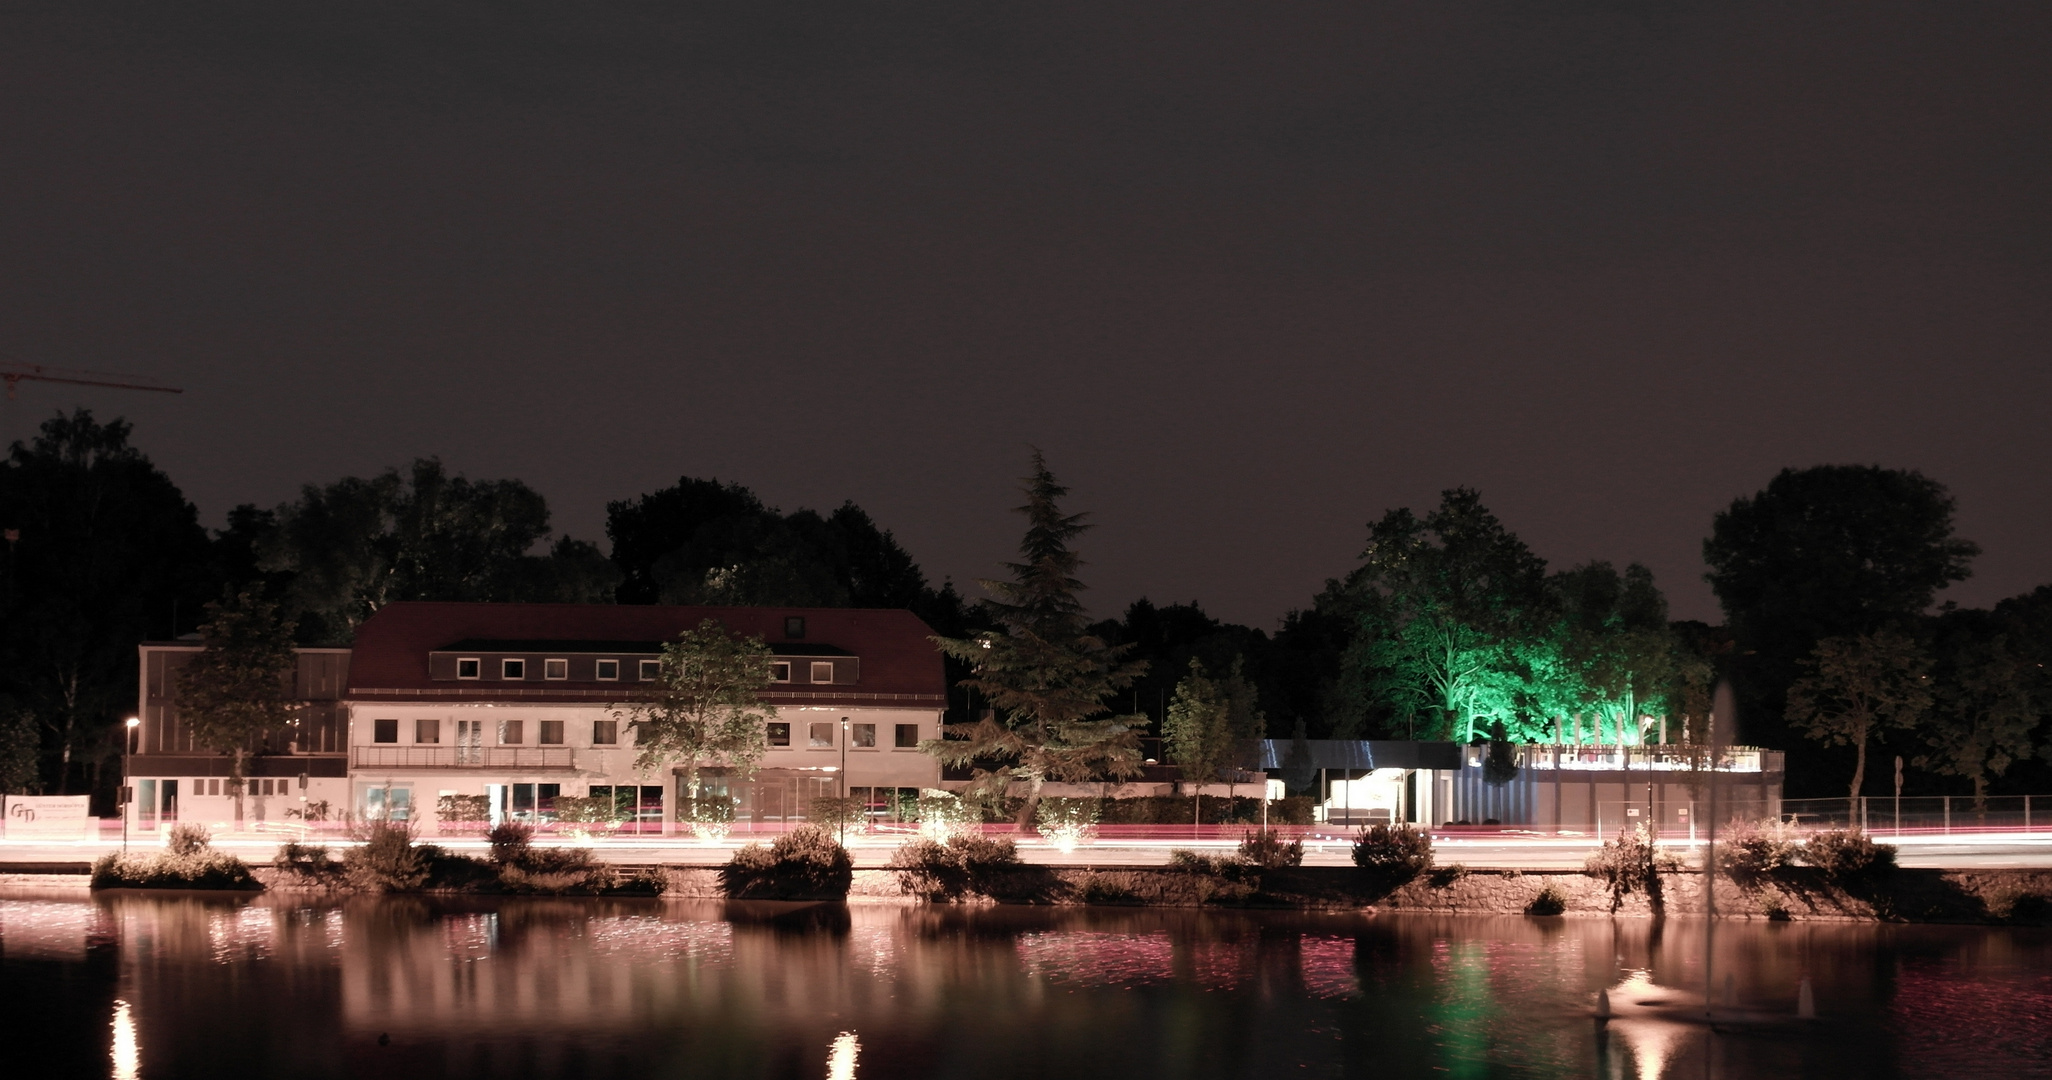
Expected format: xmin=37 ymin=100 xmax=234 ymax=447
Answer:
xmin=2 ymin=409 xmax=2047 ymax=805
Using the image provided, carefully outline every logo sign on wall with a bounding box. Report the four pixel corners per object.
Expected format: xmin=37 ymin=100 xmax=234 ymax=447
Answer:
xmin=3 ymin=795 xmax=93 ymax=839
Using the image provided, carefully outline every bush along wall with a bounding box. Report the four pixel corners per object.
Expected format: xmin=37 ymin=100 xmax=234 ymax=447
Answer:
xmin=719 ymin=825 xmax=854 ymax=900
xmin=267 ymin=820 xmax=665 ymax=896
xmin=91 ymin=825 xmax=261 ymax=891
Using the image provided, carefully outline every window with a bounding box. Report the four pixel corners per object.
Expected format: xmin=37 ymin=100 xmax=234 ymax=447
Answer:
xmin=639 ymin=659 xmax=661 ymax=681
xmin=415 ymin=718 xmax=441 ymax=744
xmin=595 ymin=659 xmax=620 ymax=681
xmin=785 ymin=616 xmax=806 ymax=639
xmin=539 ymin=720 xmax=565 ymax=745
xmin=207 ymin=778 xmax=222 ymax=796
xmin=810 ymin=661 xmax=834 ymax=683
xmin=499 ymin=720 xmax=524 ymax=745
xmin=544 ymin=659 xmax=568 ymax=680
xmin=770 ymin=662 xmax=792 ymax=683
xmin=373 ymin=718 xmax=399 ymax=744
xmin=502 ymin=658 xmax=526 ymax=680
xmin=852 ymin=723 xmax=876 ymax=748
xmin=592 ymin=719 xmax=617 ymax=745
xmin=808 ymin=722 xmax=835 ymax=748
xmin=767 ymin=722 xmax=791 ymax=747
xmin=457 ymin=658 xmax=481 ymax=679
xmin=896 ymin=723 xmax=921 ymax=748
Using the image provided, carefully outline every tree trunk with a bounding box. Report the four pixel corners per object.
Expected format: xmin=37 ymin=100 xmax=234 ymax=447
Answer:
xmin=232 ymin=748 xmax=248 ymax=829
xmin=1013 ymin=776 xmax=1041 ymax=834
xmin=1848 ymin=723 xmax=1868 ymax=803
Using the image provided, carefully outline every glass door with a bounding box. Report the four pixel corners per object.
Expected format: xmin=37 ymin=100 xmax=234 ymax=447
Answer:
xmin=456 ymin=719 xmax=484 ymax=764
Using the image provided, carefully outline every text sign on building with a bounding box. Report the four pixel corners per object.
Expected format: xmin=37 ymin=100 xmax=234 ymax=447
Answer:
xmin=3 ymin=796 xmax=92 ymax=839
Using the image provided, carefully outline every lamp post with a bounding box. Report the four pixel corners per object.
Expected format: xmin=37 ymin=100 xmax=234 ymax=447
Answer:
xmin=122 ymin=717 xmax=140 ymax=851
xmin=839 ymin=716 xmax=850 ymax=847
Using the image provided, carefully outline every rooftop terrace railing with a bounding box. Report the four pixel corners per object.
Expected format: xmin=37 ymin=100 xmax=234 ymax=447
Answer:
xmin=1518 ymin=745 xmax=1778 ymax=774
xmin=349 ymin=746 xmax=577 ymax=770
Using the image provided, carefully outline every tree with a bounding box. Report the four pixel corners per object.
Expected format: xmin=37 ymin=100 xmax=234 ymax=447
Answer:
xmin=1705 ymin=466 xmax=1978 ymax=656
xmin=617 ymin=619 xmax=777 ymax=796
xmin=0 ymin=704 xmax=40 ymax=794
xmin=1545 ymin=562 xmax=1680 ymax=744
xmin=0 ymin=410 xmax=215 ymax=796
xmin=1784 ymin=629 xmax=1934 ymax=800
xmin=928 ymin=453 xmax=1146 ymax=828
xmin=1163 ymin=659 xmax=1232 ymax=823
xmin=1329 ymin=489 xmax=1550 ymax=741
xmin=259 ymin=457 xmax=615 ymax=643
xmin=1916 ymin=636 xmax=2041 ymax=816
xmin=177 ymin=590 xmax=302 ymax=826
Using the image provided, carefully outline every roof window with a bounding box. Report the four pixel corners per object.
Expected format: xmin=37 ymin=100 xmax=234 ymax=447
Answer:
xmin=784 ymin=616 xmax=806 ymax=639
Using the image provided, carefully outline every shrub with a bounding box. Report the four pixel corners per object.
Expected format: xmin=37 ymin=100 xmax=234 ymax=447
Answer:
xmin=487 ymin=822 xmax=534 ymax=865
xmin=1526 ymin=882 xmax=1568 ymax=916
xmin=1353 ymin=824 xmax=1433 ymax=880
xmin=436 ymin=794 xmax=492 ymax=826
xmin=680 ymin=795 xmax=738 ymax=840
xmin=1035 ymin=798 xmax=1101 ymax=851
xmin=1715 ymin=819 xmax=1799 ymax=882
xmin=1238 ymin=828 xmax=1304 ymax=869
xmin=1802 ymin=828 xmax=1897 ymax=883
xmin=890 ymin=834 xmax=1021 ymax=900
xmin=1167 ymin=849 xmax=1242 ymax=876
xmin=720 ymin=825 xmax=853 ymax=900
xmin=1584 ymin=823 xmax=1676 ymax=912
xmin=345 ymin=820 xmax=435 ymax=892
xmin=167 ymin=822 xmax=211 ymax=856
xmin=914 ymin=789 xmax=979 ymax=841
xmin=273 ymin=842 xmax=341 ymax=883
xmin=91 ymin=843 xmax=262 ymax=891
xmin=1077 ymin=872 xmax=1139 ymax=904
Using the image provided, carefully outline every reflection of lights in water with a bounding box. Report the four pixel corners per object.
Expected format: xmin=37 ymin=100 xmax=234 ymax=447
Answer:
xmin=826 ymin=1030 xmax=859 ymax=1080
xmin=1601 ymin=973 xmax=1692 ymax=1080
xmin=111 ymin=998 xmax=140 ymax=1080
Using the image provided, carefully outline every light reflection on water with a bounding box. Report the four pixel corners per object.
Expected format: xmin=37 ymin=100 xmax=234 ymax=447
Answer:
xmin=1 ymin=893 xmax=2048 ymax=1079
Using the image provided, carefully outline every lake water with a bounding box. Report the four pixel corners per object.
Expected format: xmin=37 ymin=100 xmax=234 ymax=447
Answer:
xmin=1 ymin=893 xmax=2048 ymax=1079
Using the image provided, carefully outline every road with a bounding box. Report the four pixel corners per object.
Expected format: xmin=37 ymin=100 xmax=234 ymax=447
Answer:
xmin=6 ymin=830 xmax=2050 ymax=871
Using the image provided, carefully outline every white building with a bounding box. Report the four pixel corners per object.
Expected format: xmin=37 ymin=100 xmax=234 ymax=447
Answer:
xmin=133 ymin=602 xmax=947 ymax=834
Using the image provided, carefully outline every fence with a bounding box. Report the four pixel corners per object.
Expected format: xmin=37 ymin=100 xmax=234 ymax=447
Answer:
xmin=1780 ymin=795 xmax=2048 ymax=835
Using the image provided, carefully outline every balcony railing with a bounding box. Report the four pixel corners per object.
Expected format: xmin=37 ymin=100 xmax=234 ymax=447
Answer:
xmin=350 ymin=746 xmax=577 ymax=770
xmin=1517 ymin=745 xmax=1777 ymax=774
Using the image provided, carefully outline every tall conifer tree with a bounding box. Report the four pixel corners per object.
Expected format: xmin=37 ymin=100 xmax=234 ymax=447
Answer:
xmin=927 ymin=453 xmax=1146 ymax=827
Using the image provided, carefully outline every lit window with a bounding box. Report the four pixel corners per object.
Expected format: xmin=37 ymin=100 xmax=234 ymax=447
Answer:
xmin=895 ymin=723 xmax=920 ymax=748
xmin=767 ymin=722 xmax=791 ymax=747
xmin=852 ymin=723 xmax=876 ymax=748
xmin=544 ymin=659 xmax=568 ymax=680
xmin=785 ymin=616 xmax=806 ymax=639
xmin=639 ymin=659 xmax=661 ymax=681
xmin=499 ymin=720 xmax=524 ymax=745
xmin=771 ymin=662 xmax=791 ymax=683
xmin=808 ymin=722 xmax=834 ymax=748
xmin=502 ymin=658 xmax=526 ymax=680
xmin=539 ymin=720 xmax=564 ymax=745
xmin=415 ymin=718 xmax=441 ymax=744
xmin=373 ymin=718 xmax=398 ymax=744
xmin=595 ymin=659 xmax=619 ymax=681
xmin=457 ymin=658 xmax=481 ymax=679
xmin=592 ymin=720 xmax=617 ymax=745
xmin=810 ymin=661 xmax=834 ymax=683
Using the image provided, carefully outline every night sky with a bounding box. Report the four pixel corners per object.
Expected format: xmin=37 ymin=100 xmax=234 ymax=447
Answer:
xmin=3 ymin=2 xmax=2047 ymax=627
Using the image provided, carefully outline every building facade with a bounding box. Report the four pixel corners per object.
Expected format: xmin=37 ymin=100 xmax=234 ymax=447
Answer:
xmin=132 ymin=602 xmax=947 ymax=833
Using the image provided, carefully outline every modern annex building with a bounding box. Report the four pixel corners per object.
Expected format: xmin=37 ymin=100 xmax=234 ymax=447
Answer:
xmin=130 ymin=602 xmax=948 ymax=833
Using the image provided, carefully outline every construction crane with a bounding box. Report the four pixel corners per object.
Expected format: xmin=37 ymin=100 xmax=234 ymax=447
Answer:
xmin=3 ymin=361 xmax=183 ymax=400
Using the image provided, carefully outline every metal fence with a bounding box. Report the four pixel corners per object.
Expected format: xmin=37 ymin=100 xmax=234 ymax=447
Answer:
xmin=1780 ymin=795 xmax=2048 ymax=835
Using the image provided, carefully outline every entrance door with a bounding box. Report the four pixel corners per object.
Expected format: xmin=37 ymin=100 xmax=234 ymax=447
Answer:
xmin=456 ymin=719 xmax=484 ymax=764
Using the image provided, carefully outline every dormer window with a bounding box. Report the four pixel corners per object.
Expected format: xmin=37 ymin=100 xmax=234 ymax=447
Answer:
xmin=595 ymin=659 xmax=619 ymax=681
xmin=771 ymin=662 xmax=791 ymax=683
xmin=810 ymin=661 xmax=834 ymax=683
xmin=639 ymin=659 xmax=661 ymax=681
xmin=502 ymin=658 xmax=526 ymax=680
xmin=785 ymin=616 xmax=806 ymax=639
xmin=457 ymin=658 xmax=481 ymax=680
xmin=544 ymin=658 xmax=568 ymax=680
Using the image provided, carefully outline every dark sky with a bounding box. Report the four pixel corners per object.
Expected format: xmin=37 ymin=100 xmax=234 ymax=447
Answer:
xmin=3 ymin=2 xmax=2048 ymax=627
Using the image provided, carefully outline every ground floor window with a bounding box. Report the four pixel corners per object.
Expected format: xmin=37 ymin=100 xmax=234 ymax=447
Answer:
xmin=694 ymin=769 xmax=837 ymax=824
xmin=588 ymin=785 xmax=664 ymax=825
xmin=848 ymin=786 xmax=922 ymax=821
xmin=361 ymin=784 xmax=414 ymax=822
xmin=136 ymin=779 xmax=178 ymax=827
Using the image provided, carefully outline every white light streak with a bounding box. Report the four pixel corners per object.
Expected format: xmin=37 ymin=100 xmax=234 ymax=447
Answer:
xmin=111 ymin=998 xmax=140 ymax=1080
xmin=826 ymin=1030 xmax=860 ymax=1080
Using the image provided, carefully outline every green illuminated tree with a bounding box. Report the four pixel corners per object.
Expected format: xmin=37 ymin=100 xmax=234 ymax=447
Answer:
xmin=177 ymin=590 xmax=302 ymax=826
xmin=1547 ymin=562 xmax=1680 ymax=744
xmin=1916 ymin=636 xmax=2041 ymax=817
xmin=1783 ymin=629 xmax=1934 ymax=800
xmin=617 ymin=619 xmax=777 ymax=796
xmin=927 ymin=453 xmax=1146 ymax=827
xmin=1332 ymin=489 xmax=1549 ymax=741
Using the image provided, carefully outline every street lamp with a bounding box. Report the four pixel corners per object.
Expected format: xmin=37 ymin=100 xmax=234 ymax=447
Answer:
xmin=122 ymin=717 xmax=140 ymax=851
xmin=839 ymin=716 xmax=850 ymax=847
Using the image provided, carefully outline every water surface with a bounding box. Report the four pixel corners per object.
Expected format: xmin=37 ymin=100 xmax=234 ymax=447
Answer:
xmin=2 ymin=893 xmax=2047 ymax=1079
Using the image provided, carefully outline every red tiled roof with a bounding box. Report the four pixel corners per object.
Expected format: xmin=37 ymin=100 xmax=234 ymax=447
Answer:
xmin=346 ymin=602 xmax=946 ymax=705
